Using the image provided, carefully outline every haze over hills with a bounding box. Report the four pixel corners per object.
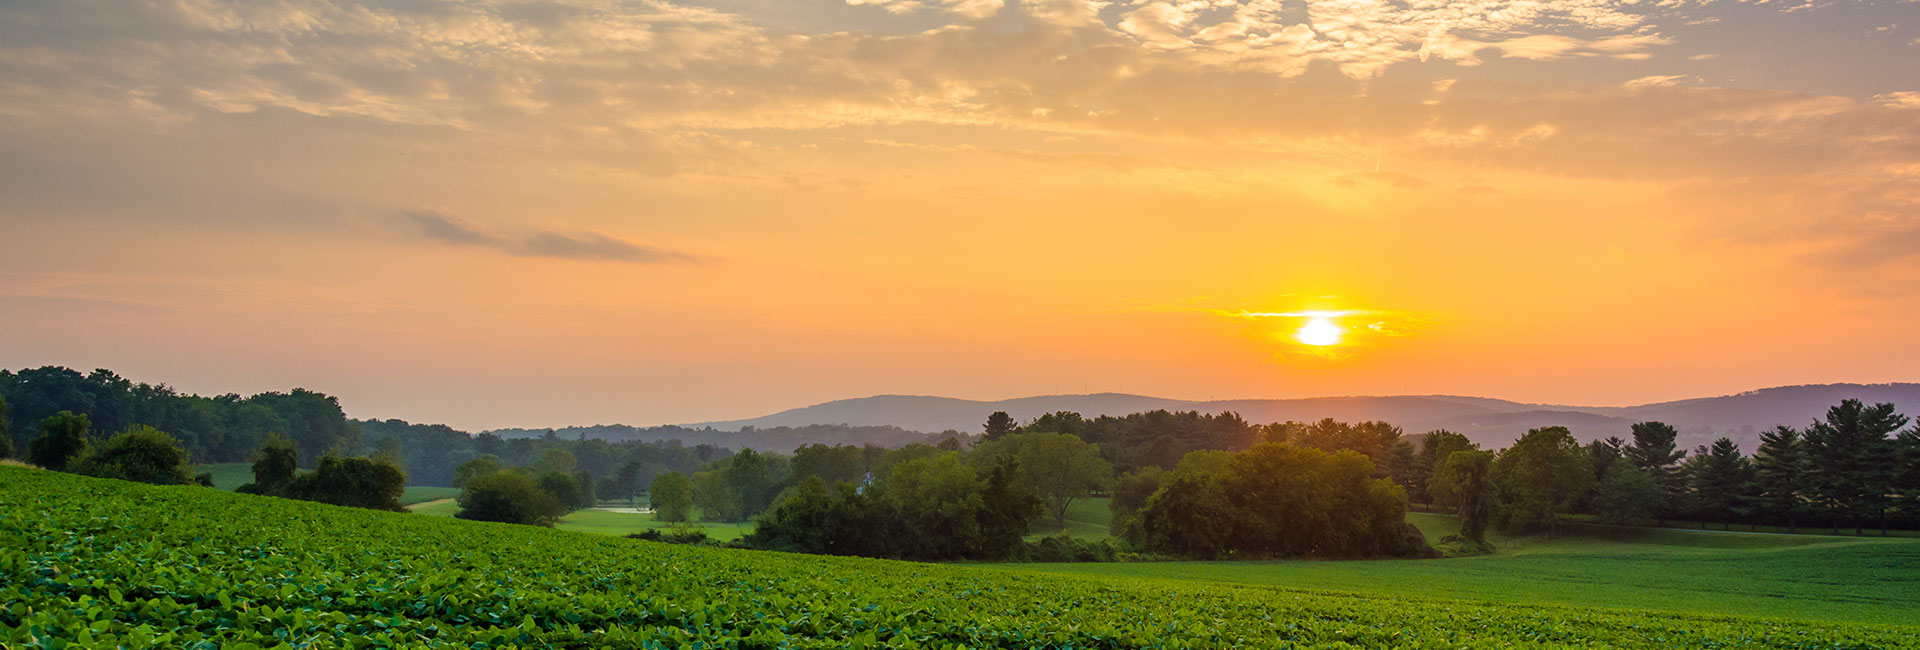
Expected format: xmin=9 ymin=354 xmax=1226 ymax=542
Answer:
xmin=668 ymin=383 xmax=1920 ymax=450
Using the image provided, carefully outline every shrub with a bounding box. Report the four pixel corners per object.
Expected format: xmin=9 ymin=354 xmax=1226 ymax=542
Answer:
xmin=457 ymin=471 xmax=566 ymax=526
xmin=70 ymin=425 xmax=194 ymax=485
xmin=286 ymin=453 xmax=408 ymax=512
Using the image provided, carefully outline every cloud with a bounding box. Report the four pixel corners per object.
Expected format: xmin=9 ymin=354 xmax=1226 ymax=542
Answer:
xmin=402 ymin=210 xmax=697 ymax=264
xmin=404 ymin=210 xmax=504 ymax=247
xmin=519 ymin=231 xmax=697 ymax=263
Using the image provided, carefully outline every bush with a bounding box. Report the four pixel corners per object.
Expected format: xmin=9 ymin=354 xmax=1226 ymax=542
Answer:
xmin=1023 ymin=535 xmax=1119 ymax=563
xmin=457 ymin=471 xmax=566 ymax=526
xmin=70 ymin=426 xmax=194 ymax=485
xmin=286 ymin=453 xmax=408 ymax=512
xmin=237 ymin=434 xmax=299 ymax=494
xmin=628 ymin=525 xmax=713 ymax=546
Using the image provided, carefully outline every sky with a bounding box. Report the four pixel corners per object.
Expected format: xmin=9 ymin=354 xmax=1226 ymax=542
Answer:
xmin=1 ymin=0 xmax=1917 ymax=432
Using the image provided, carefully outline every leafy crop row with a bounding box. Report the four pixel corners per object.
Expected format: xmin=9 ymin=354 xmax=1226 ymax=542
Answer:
xmin=2 ymin=466 xmax=1913 ymax=649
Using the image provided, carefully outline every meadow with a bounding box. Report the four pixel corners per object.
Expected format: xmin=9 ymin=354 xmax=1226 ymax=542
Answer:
xmin=998 ymin=512 xmax=1920 ymax=626
xmin=6 ymin=465 xmax=1918 ymax=649
xmin=409 ymin=495 xmax=756 ymax=540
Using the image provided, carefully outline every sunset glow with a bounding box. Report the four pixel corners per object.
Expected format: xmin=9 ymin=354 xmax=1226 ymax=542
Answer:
xmin=1295 ymin=318 xmax=1345 ymax=347
xmin=0 ymin=0 xmax=1915 ymax=429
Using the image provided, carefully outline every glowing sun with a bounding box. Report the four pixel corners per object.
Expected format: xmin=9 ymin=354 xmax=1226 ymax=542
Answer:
xmin=1294 ymin=317 xmax=1344 ymax=346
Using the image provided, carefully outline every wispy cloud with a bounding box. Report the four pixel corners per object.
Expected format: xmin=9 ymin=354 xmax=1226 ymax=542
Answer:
xmin=401 ymin=210 xmax=698 ymax=264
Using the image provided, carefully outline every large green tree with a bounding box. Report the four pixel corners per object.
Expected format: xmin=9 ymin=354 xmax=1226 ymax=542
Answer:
xmin=1803 ymin=399 xmax=1906 ymax=535
xmin=1430 ymin=449 xmax=1495 ymax=543
xmin=1492 ymin=426 xmax=1594 ymax=535
xmin=972 ymin=432 xmax=1112 ymax=528
xmin=650 ymin=471 xmax=695 ymax=522
xmin=1412 ymin=431 xmax=1476 ymax=504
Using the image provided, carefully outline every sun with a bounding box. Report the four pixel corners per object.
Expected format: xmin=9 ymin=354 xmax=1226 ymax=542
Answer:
xmin=1294 ymin=317 xmax=1344 ymax=346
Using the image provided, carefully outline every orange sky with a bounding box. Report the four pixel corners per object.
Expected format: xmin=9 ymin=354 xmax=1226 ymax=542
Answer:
xmin=2 ymin=0 xmax=1918 ymax=431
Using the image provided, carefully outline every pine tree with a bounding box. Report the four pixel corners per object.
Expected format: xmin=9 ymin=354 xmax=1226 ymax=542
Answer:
xmin=1625 ymin=421 xmax=1686 ymax=524
xmin=1803 ymin=399 xmax=1907 ymax=536
xmin=1754 ymin=426 xmax=1810 ymax=533
xmin=1686 ymin=437 xmax=1755 ymax=530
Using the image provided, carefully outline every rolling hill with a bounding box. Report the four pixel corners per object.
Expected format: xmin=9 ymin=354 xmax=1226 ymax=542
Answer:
xmin=676 ymin=383 xmax=1920 ymax=450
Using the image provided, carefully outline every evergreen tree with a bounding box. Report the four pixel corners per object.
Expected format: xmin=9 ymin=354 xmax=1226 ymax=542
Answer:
xmin=1592 ymin=460 xmax=1665 ymax=526
xmin=1624 ymin=421 xmax=1686 ymax=524
xmin=1753 ymin=426 xmax=1810 ymax=533
xmin=1685 ymin=437 xmax=1755 ymax=530
xmin=1803 ymin=399 xmax=1906 ymax=535
xmin=983 ymin=411 xmax=1016 ymax=440
xmin=1587 ymin=436 xmax=1626 ymax=482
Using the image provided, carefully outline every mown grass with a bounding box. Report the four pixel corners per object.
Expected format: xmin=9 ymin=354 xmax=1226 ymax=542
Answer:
xmin=993 ymin=511 xmax=1920 ymax=626
xmin=1023 ymin=496 xmax=1112 ymax=541
xmin=192 ymin=462 xmax=254 ymax=490
xmin=409 ymin=498 xmax=754 ymax=540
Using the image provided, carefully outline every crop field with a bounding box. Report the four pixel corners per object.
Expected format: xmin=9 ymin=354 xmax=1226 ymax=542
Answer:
xmin=7 ymin=466 xmax=1919 ymax=649
xmin=999 ymin=512 xmax=1920 ymax=626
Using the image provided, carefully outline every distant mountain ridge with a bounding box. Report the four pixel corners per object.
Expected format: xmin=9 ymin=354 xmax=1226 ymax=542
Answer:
xmin=674 ymin=383 xmax=1920 ymax=451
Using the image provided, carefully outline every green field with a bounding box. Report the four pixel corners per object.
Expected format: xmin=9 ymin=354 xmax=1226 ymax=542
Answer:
xmin=996 ymin=512 xmax=1920 ymax=626
xmin=197 ymin=462 xmax=460 ymax=505
xmin=7 ymin=466 xmax=1918 ymax=648
xmin=192 ymin=462 xmax=254 ymax=490
xmin=409 ymin=498 xmax=755 ymax=540
xmin=1023 ymin=497 xmax=1113 ymax=541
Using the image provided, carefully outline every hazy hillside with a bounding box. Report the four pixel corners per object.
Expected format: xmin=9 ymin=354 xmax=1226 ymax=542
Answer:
xmin=683 ymin=383 xmax=1920 ymax=450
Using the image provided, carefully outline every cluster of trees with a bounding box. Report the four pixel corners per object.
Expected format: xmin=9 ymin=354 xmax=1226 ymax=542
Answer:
xmin=985 ymin=410 xmax=1257 ymax=471
xmin=487 ymin=422 xmax=955 ymax=454
xmin=3 ymin=366 xmax=359 ymax=467
xmin=236 ymin=435 xmax=409 ymax=511
xmin=2 ymin=406 xmax=202 ymax=486
xmin=743 ymin=453 xmax=1041 ymax=560
xmin=2 ymin=366 xmax=358 ymax=465
xmin=451 ymin=448 xmax=606 ymax=526
xmin=1416 ymin=399 xmax=1920 ymax=541
xmin=1103 ymin=444 xmax=1433 ymax=559
xmin=358 ymin=418 xmax=718 ymax=492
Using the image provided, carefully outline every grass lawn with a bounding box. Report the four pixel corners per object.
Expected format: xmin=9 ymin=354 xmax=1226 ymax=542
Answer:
xmin=1024 ymin=496 xmax=1112 ymax=541
xmin=193 ymin=462 xmax=254 ymax=490
xmin=991 ymin=511 xmax=1920 ymax=627
xmin=408 ymin=499 xmax=753 ymax=541
xmin=399 ymin=485 xmax=461 ymax=505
